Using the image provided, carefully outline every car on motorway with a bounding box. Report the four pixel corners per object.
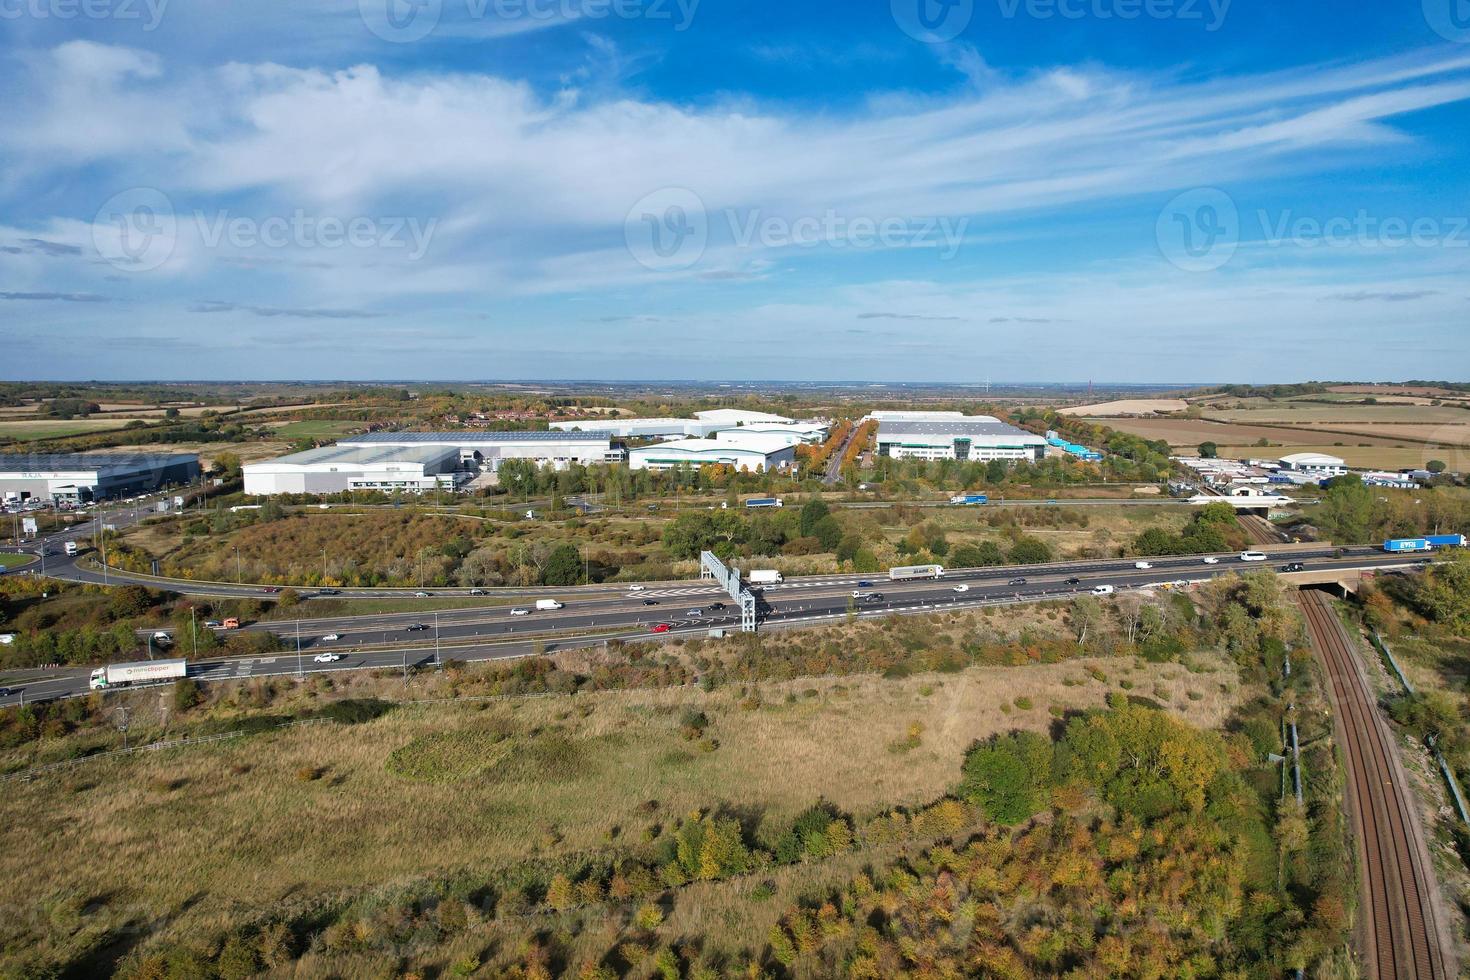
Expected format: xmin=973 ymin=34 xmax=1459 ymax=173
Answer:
xmin=685 ymin=608 xmax=704 ymax=617
xmin=642 ymin=599 xmax=660 ymax=606
xmin=262 ymin=586 xmax=282 ymax=594
xmin=321 ymin=633 xmax=341 ymax=642
xmin=1282 ymin=562 xmax=1305 ymax=572
xmin=709 ymin=602 xmax=726 ymax=610
xmin=1091 ymin=584 xmax=1115 ymax=596
xmin=951 ymin=584 xmax=970 ymax=593
xmin=627 ymin=585 xmax=647 ymax=592
xmin=862 ymin=592 xmax=884 ymax=603
xmin=1201 ymin=556 xmax=1220 ymax=565
xmin=469 ymin=588 xmax=486 ymax=596
xmin=318 ymin=588 xmax=342 ymax=595
xmin=203 ymin=619 xmax=222 ymax=629
xmin=313 ymin=652 xmax=343 ymax=663
xmin=650 ymin=623 xmax=672 ymax=633
xmin=414 ymin=590 xmax=432 ymax=597
xmin=857 ymin=580 xmax=873 ymax=587
xmin=1064 ymin=577 xmax=1082 ymax=586
xmin=510 ymin=608 xmax=530 ymax=616
xmin=1007 ymin=577 xmax=1028 ymax=586
xmin=1239 ymin=551 xmax=1268 ymax=562
xmin=406 ymin=623 xmax=429 ymax=632
xmin=1134 ymin=561 xmax=1153 ymax=570
xmin=0 ymin=687 xmax=16 ymax=698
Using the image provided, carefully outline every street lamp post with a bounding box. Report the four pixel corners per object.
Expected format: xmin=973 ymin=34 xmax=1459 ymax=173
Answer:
xmin=295 ymin=621 xmax=303 ymax=679
xmin=190 ymin=607 xmax=197 ymax=658
xmin=434 ymin=611 xmax=441 ymax=670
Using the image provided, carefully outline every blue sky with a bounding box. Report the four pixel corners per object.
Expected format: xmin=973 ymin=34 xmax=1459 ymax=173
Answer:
xmin=1 ymin=0 xmax=1467 ymax=382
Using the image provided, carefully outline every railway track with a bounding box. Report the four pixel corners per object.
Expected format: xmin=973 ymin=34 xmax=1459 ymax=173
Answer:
xmin=1297 ymin=589 xmax=1453 ymax=980
xmin=1238 ymin=512 xmax=1281 ymax=546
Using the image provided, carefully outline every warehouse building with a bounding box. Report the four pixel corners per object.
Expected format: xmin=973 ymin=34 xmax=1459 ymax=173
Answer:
xmin=242 ymin=444 xmax=468 ymax=496
xmin=1279 ymin=452 xmax=1347 ymax=477
xmin=338 ymin=431 xmax=624 ymax=470
xmin=873 ymin=416 xmax=1047 ymax=462
xmin=692 ymin=409 xmax=794 ymax=427
xmin=0 ymin=453 xmax=200 ymax=505
xmin=627 ymin=437 xmax=796 ymax=472
xmin=550 ymin=417 xmax=721 ymax=440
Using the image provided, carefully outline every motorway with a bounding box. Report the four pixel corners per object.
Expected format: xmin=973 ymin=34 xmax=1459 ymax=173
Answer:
xmin=0 ymin=544 xmax=1432 ymax=707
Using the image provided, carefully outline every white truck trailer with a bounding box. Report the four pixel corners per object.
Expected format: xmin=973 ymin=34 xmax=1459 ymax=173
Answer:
xmin=747 ymin=569 xmax=783 ymax=585
xmin=64 ymin=541 xmax=78 ymax=556
xmin=89 ymin=658 xmax=187 ymax=691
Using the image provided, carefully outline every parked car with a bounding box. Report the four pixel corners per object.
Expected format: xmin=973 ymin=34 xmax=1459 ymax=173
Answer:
xmin=1007 ymin=577 xmax=1027 ymax=586
xmin=321 ymin=633 xmax=341 ymax=642
xmin=650 ymin=623 xmax=672 ymax=633
xmin=313 ymin=652 xmax=343 ymax=663
xmin=510 ymin=608 xmax=530 ymax=616
xmin=406 ymin=623 xmax=429 ymax=632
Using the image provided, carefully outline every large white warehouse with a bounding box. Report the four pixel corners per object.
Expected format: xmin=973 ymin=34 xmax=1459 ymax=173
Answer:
xmin=874 ymin=415 xmax=1047 ymax=462
xmin=627 ymin=437 xmax=796 ymax=472
xmin=0 ymin=453 xmax=200 ymax=505
xmin=338 ymin=431 xmax=624 ymax=470
xmin=243 ymin=444 xmax=468 ymax=496
xmin=550 ymin=418 xmax=722 ymax=440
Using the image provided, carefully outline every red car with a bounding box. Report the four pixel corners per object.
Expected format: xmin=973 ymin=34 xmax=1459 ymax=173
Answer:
xmin=650 ymin=623 xmax=672 ymax=634
xmin=262 ymin=586 xmax=282 ymax=594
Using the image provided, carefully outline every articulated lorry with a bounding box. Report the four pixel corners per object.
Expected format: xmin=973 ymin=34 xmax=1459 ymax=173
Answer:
xmin=744 ymin=497 xmax=783 ymax=509
xmin=949 ymin=494 xmax=988 ymax=505
xmin=89 ymin=658 xmax=187 ymax=691
xmin=64 ymin=541 xmax=78 ymax=556
xmin=889 ymin=564 xmax=945 ymax=581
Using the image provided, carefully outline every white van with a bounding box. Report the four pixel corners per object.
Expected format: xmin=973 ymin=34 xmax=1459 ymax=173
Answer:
xmin=1239 ymin=551 xmax=1268 ymax=562
xmin=1134 ymin=561 xmax=1152 ymax=569
xmin=1091 ymin=584 xmax=1115 ymax=596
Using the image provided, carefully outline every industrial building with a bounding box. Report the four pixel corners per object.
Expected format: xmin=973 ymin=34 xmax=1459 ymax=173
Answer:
xmin=552 ymin=413 xmax=827 ymax=444
xmin=0 ymin=453 xmax=200 ymax=505
xmin=1279 ymin=452 xmax=1347 ymax=477
xmin=242 ymin=444 xmax=471 ymax=496
xmin=337 ymin=431 xmax=624 ymax=470
xmin=551 ymin=417 xmax=721 ymax=440
xmin=873 ymin=415 xmax=1047 ymax=462
xmin=627 ymin=437 xmax=797 ymax=472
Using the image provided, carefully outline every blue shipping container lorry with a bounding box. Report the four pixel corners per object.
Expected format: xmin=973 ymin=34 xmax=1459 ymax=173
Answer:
xmin=1383 ymin=534 xmax=1467 ymax=552
xmin=745 ymin=498 xmax=783 ymax=509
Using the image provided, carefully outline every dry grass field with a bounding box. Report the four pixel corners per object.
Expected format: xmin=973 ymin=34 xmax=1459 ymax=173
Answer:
xmin=0 ymin=418 xmax=136 ymax=441
xmin=0 ymin=652 xmax=1240 ymax=957
xmin=1058 ymin=398 xmax=1188 ymax=416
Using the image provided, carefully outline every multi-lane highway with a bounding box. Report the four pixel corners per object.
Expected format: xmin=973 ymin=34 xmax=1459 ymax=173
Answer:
xmin=0 ymin=544 xmax=1433 ymax=706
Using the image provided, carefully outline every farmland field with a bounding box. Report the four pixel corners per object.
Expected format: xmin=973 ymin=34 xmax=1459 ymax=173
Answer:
xmin=1058 ymin=397 xmax=1188 ymax=416
xmin=1211 ymin=403 xmax=1470 ymax=424
xmin=271 ymin=419 xmax=365 ymax=439
xmin=0 ymin=419 xmax=133 ymax=441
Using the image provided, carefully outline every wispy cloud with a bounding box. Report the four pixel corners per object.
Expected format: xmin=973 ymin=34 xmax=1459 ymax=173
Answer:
xmin=0 ymin=290 xmax=109 ymax=302
xmin=1325 ymin=289 xmax=1439 ymax=302
xmin=858 ymin=312 xmax=964 ymax=321
xmin=189 ymin=300 xmax=379 ymax=319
